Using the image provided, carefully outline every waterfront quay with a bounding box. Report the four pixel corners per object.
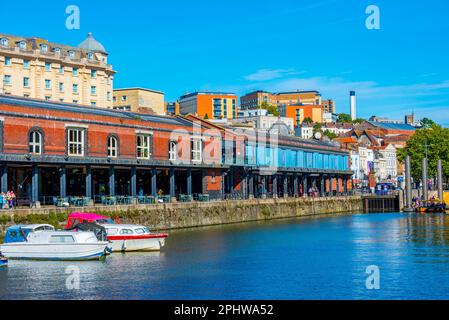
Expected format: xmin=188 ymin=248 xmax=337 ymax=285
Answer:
xmin=0 ymin=196 xmax=364 ymax=232
xmin=0 ymin=95 xmax=352 ymax=210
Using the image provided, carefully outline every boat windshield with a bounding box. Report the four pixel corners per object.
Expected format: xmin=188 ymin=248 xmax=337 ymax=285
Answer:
xmin=66 ymin=222 xmax=108 ymax=242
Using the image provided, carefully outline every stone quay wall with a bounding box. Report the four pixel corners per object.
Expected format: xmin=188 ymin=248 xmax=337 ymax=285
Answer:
xmin=0 ymin=196 xmax=364 ymax=234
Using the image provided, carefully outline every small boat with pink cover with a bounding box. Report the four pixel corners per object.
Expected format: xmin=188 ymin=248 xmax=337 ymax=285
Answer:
xmin=65 ymin=213 xmax=168 ymax=252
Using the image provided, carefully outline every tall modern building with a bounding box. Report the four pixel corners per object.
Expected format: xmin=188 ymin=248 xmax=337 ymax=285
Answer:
xmin=322 ymin=99 xmax=336 ymax=113
xmin=0 ymin=33 xmax=115 ymax=108
xmin=179 ymin=92 xmax=238 ymax=119
xmin=350 ymin=91 xmax=357 ymax=121
xmin=113 ymin=88 xmax=165 ymax=114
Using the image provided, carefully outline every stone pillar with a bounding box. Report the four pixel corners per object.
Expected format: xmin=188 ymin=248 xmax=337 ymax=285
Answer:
xmin=109 ymin=166 xmax=115 ymax=196
xmin=86 ymin=165 xmax=92 ymax=199
xmin=329 ymin=176 xmax=333 ymax=196
xmin=303 ymin=174 xmax=308 ymax=197
xmin=1 ymin=164 xmax=7 ymax=193
xmin=151 ymin=168 xmax=158 ymax=197
xmin=437 ymin=159 xmax=443 ymax=201
xmin=187 ymin=169 xmax=192 ymax=196
xmin=169 ymin=168 xmax=175 ymax=198
xmin=59 ymin=166 xmax=66 ymax=198
xmin=422 ymin=158 xmax=428 ymax=202
xmin=320 ymin=175 xmax=325 ymax=197
xmin=336 ymin=176 xmax=340 ymax=194
xmin=31 ymin=165 xmax=39 ymax=205
xmin=221 ymin=171 xmax=226 ymax=199
xmin=293 ymin=173 xmax=299 ymax=197
xmin=248 ymin=171 xmax=254 ymax=199
xmin=273 ymin=175 xmax=278 ymax=198
xmin=344 ymin=176 xmax=348 ymax=194
xmin=405 ymin=155 xmax=412 ymax=209
xmin=229 ymin=169 xmax=234 ymax=194
xmin=261 ymin=175 xmax=267 ymax=198
xmin=283 ymin=174 xmax=288 ymax=198
xmin=131 ymin=166 xmax=137 ymax=197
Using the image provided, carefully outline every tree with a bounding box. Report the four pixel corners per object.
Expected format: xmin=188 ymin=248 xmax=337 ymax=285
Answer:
xmin=303 ymin=117 xmax=313 ymax=124
xmin=337 ymin=113 xmax=352 ymax=123
xmin=323 ymin=130 xmax=338 ymax=140
xmin=260 ymin=102 xmax=279 ymax=116
xmin=204 ymin=113 xmax=209 ymax=120
xmin=313 ymin=123 xmax=322 ymax=133
xmin=420 ymin=117 xmax=435 ymax=129
xmin=397 ymin=124 xmax=449 ymax=181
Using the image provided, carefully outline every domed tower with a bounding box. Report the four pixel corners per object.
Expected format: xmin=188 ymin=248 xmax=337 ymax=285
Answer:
xmin=78 ymin=32 xmax=108 ymax=64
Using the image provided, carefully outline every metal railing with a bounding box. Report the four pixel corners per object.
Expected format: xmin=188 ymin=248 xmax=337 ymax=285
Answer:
xmin=1 ymin=190 xmax=359 ymax=210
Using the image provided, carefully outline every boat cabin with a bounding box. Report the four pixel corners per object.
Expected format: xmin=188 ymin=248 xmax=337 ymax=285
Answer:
xmin=4 ymin=224 xmax=55 ymax=243
xmin=102 ymin=224 xmax=152 ymax=236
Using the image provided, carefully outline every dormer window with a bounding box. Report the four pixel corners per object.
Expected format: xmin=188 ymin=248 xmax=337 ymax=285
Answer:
xmin=18 ymin=41 xmax=26 ymax=49
xmin=40 ymin=44 xmax=48 ymax=53
xmin=87 ymin=52 xmax=94 ymax=60
xmin=0 ymin=38 xmax=8 ymax=47
xmin=68 ymin=50 xmax=75 ymax=59
xmin=53 ymin=47 xmax=61 ymax=55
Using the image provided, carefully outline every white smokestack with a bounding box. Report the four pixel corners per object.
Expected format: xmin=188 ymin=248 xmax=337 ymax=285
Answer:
xmin=350 ymin=91 xmax=357 ymax=121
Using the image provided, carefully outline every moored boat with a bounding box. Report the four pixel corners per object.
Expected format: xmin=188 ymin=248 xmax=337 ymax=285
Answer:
xmin=65 ymin=213 xmax=169 ymax=252
xmin=0 ymin=255 xmax=7 ymax=267
xmin=1 ymin=225 xmax=111 ymax=261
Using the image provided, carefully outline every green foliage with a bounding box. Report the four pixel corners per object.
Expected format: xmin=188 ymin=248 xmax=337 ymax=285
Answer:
xmin=260 ymin=102 xmax=279 ymax=116
xmin=397 ymin=124 xmax=449 ymax=180
xmin=323 ymin=130 xmax=338 ymax=140
xmin=420 ymin=117 xmax=435 ymax=129
xmin=337 ymin=113 xmax=365 ymax=124
xmin=204 ymin=113 xmax=209 ymax=120
xmin=302 ymin=117 xmax=313 ymax=124
xmin=337 ymin=113 xmax=352 ymax=123
xmin=313 ymin=123 xmax=322 ymax=133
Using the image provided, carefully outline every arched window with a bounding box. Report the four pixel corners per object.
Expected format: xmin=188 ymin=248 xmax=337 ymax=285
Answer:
xmin=29 ymin=130 xmax=42 ymax=154
xmin=108 ymin=136 xmax=118 ymax=158
xmin=169 ymin=141 xmax=177 ymax=161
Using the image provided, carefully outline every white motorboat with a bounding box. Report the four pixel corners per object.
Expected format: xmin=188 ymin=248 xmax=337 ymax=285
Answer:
xmin=102 ymin=224 xmax=168 ymax=252
xmin=1 ymin=225 xmax=111 ymax=261
xmin=65 ymin=213 xmax=168 ymax=252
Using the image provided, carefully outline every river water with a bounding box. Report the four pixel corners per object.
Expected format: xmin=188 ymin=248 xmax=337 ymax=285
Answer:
xmin=2 ymin=212 xmax=449 ymax=300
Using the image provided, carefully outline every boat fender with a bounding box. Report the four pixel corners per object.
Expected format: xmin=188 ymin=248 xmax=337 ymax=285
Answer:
xmin=122 ymin=240 xmax=127 ymax=252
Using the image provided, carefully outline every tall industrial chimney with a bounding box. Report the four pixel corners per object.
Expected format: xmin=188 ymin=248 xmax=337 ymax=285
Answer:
xmin=350 ymin=91 xmax=357 ymax=121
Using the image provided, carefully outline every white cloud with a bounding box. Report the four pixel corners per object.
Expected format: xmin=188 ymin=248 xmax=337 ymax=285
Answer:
xmin=244 ymin=69 xmax=305 ymax=81
xmin=232 ymin=73 xmax=449 ymax=124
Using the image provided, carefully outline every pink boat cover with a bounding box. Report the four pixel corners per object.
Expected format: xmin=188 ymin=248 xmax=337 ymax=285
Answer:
xmin=65 ymin=212 xmax=112 ymax=229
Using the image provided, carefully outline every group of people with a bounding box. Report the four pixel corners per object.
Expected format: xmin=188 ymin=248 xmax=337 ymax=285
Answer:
xmin=0 ymin=191 xmax=16 ymax=209
xmin=412 ymin=195 xmax=446 ymax=209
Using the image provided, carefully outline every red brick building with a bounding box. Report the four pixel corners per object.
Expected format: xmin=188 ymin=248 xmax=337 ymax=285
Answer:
xmin=0 ymin=95 xmax=352 ymax=206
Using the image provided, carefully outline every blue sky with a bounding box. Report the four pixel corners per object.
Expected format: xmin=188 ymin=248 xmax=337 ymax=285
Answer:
xmin=2 ymin=0 xmax=449 ymax=124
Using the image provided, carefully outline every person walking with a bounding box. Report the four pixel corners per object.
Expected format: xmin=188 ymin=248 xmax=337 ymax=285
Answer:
xmin=10 ymin=191 xmax=16 ymax=209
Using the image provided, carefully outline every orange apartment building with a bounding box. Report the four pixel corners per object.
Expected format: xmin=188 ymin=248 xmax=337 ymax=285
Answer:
xmin=279 ymin=104 xmax=324 ymax=126
xmin=179 ymin=92 xmax=238 ymax=120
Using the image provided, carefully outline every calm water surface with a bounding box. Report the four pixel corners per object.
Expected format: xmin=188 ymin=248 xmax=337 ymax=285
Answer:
xmin=2 ymin=212 xmax=449 ymax=300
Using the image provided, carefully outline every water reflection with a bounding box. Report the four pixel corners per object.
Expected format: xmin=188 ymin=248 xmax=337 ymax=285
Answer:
xmin=2 ymin=213 xmax=449 ymax=299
